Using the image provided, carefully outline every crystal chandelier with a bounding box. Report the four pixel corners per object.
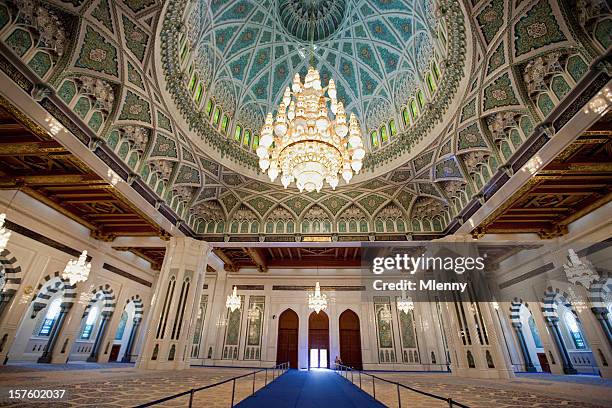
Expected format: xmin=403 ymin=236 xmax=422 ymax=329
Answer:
xmin=0 ymin=214 xmax=11 ymax=252
xmin=226 ymin=286 xmax=241 ymax=312
xmin=62 ymin=250 xmax=91 ymax=286
xmin=258 ymin=67 xmax=366 ymax=192
xmin=397 ymin=292 xmax=414 ymax=314
xmin=308 ymin=282 xmax=328 ymax=313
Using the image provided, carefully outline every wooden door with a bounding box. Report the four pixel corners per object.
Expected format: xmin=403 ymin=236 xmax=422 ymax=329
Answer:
xmin=537 ymin=352 xmax=551 ymax=373
xmin=308 ymin=311 xmax=329 ymax=368
xmin=276 ymin=309 xmax=299 ymax=368
xmin=109 ymin=344 xmax=121 ymax=362
xmin=339 ymin=309 xmax=362 ymax=370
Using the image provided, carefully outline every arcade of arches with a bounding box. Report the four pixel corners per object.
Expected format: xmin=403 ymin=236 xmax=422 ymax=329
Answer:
xmin=0 ymin=0 xmax=610 ymax=406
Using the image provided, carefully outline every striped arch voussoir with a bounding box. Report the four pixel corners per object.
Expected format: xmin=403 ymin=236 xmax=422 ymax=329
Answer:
xmin=83 ymin=284 xmax=116 ymax=318
xmin=30 ymin=273 xmax=76 ymax=318
xmin=541 ymin=286 xmax=575 ymax=321
xmin=0 ymin=248 xmax=23 ymax=298
xmin=589 ymin=277 xmax=612 ymax=311
xmin=127 ymin=294 xmax=144 ymax=322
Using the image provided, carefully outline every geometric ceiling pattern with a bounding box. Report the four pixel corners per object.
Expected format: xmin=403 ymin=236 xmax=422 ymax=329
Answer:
xmin=188 ymin=0 xmax=438 ymax=131
xmin=0 ymin=0 xmax=609 ymax=242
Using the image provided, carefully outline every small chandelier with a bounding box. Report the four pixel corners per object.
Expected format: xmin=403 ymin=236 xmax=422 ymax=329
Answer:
xmin=0 ymin=214 xmax=11 ymax=252
xmin=396 ymin=292 xmax=414 ymax=314
xmin=258 ymin=67 xmax=366 ymax=192
xmin=226 ymin=286 xmax=241 ymax=312
xmin=62 ymin=250 xmax=91 ymax=285
xmin=308 ymin=282 xmax=327 ymax=313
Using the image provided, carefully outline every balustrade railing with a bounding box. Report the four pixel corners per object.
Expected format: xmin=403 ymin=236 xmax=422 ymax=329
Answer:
xmin=134 ymin=361 xmax=290 ymax=407
xmin=334 ymin=363 xmax=469 ymax=408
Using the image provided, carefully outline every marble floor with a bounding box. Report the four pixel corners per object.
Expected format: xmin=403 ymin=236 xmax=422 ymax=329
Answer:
xmin=0 ymin=363 xmax=283 ymax=407
xmin=0 ymin=363 xmax=610 ymax=407
xmin=339 ymin=370 xmax=612 ymax=408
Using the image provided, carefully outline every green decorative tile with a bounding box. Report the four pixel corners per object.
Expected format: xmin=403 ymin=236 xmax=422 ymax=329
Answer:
xmin=118 ymin=90 xmax=151 ymax=122
xmin=58 ymin=80 xmax=77 ymax=104
xmin=435 ymin=158 xmax=462 ymax=179
xmin=220 ymin=193 xmax=239 ymax=212
xmin=92 ymin=0 xmax=114 ymax=32
xmin=487 ymin=42 xmax=505 ymax=75
xmin=122 ymin=16 xmax=149 ymax=62
xmin=247 ymin=197 xmax=275 ymax=216
xmin=6 ymin=28 xmax=32 ymax=57
xmin=127 ymin=62 xmax=144 ymax=89
xmin=458 ymin=124 xmax=488 ymax=149
xmin=476 ymin=0 xmax=504 ymax=44
xmin=157 ymin=110 xmax=172 ymax=131
xmin=514 ymin=0 xmax=566 ymax=57
xmin=483 ymin=72 xmax=519 ymax=110
xmin=396 ymin=189 xmax=414 ymax=211
xmin=75 ymin=26 xmax=119 ymax=76
xmin=175 ymin=165 xmax=201 ymax=184
xmin=150 ymin=133 xmax=177 ymax=157
xmin=320 ymin=196 xmax=349 ymax=216
xmin=123 ymin=0 xmax=156 ymax=14
xmin=283 ymin=196 xmax=310 ymax=216
xmin=27 ymin=51 xmax=52 ymax=78
xmin=358 ymin=194 xmax=386 ymax=214
xmin=460 ymin=98 xmax=476 ymax=122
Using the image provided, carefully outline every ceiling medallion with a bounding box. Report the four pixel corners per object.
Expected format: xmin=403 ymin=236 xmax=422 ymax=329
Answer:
xmin=277 ymin=0 xmax=346 ymax=42
xmin=258 ymin=67 xmax=366 ymax=192
xmin=226 ymin=286 xmax=241 ymax=312
xmin=308 ymin=281 xmax=328 ymax=313
xmin=62 ymin=250 xmax=91 ymax=286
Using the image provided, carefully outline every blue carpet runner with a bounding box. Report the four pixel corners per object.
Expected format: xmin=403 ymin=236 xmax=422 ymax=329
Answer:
xmin=236 ymin=369 xmax=385 ymax=408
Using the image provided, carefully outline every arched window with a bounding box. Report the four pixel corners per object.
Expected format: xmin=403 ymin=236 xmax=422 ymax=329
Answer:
xmin=115 ymin=311 xmax=128 ymax=341
xmin=402 ymin=108 xmax=410 ymax=126
xmin=234 ymin=125 xmax=242 ymax=142
xmin=39 ymin=298 xmax=62 ymax=336
xmin=0 ymin=265 xmax=5 ymax=292
xmin=81 ymin=305 xmax=99 ymax=340
xmin=564 ymin=311 xmax=586 ymax=349
xmin=371 ymin=131 xmax=379 ymax=148
xmin=528 ymin=316 xmax=542 ymax=348
xmin=244 ymin=130 xmax=252 ymax=147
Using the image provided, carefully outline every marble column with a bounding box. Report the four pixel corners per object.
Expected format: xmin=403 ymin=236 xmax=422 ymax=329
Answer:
xmin=136 ymin=237 xmax=210 ymax=370
xmin=37 ymin=307 xmax=69 ymax=363
xmin=512 ymin=323 xmax=537 ymax=372
xmin=121 ymin=318 xmax=141 ymax=363
xmin=591 ymin=308 xmax=612 ymax=348
xmin=546 ymin=317 xmax=577 ymax=374
xmin=87 ymin=314 xmax=111 ymax=362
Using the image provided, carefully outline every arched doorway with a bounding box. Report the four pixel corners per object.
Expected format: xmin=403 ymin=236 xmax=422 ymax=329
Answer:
xmin=276 ymin=309 xmax=298 ymax=368
xmin=339 ymin=309 xmax=362 ymax=370
xmin=308 ymin=311 xmax=329 ymax=368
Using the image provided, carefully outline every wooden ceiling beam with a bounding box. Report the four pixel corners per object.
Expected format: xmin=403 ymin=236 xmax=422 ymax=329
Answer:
xmin=245 ymin=247 xmax=268 ymax=273
xmin=0 ymin=174 xmax=101 ymax=186
xmin=0 ymin=141 xmax=67 ymax=156
xmin=213 ymin=249 xmax=238 ymax=272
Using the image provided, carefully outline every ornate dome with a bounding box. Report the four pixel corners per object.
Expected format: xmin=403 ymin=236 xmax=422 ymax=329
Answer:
xmin=278 ymin=0 xmax=347 ymax=42
xmin=161 ymin=0 xmax=467 ymax=176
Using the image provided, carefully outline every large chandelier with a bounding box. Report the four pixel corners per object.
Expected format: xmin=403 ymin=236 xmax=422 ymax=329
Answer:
xmin=62 ymin=250 xmax=91 ymax=285
xmin=308 ymin=282 xmax=328 ymax=313
xmin=258 ymin=67 xmax=366 ymax=192
xmin=0 ymin=214 xmax=11 ymax=252
xmin=226 ymin=286 xmax=241 ymax=312
xmin=397 ymin=292 xmax=414 ymax=315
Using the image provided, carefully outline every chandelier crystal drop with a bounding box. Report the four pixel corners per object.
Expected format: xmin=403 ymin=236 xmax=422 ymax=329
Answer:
xmin=308 ymin=281 xmax=328 ymax=313
xmin=62 ymin=250 xmax=91 ymax=286
xmin=226 ymin=286 xmax=241 ymax=312
xmin=258 ymin=67 xmax=366 ymax=192
xmin=396 ymin=292 xmax=414 ymax=314
xmin=0 ymin=214 xmax=11 ymax=252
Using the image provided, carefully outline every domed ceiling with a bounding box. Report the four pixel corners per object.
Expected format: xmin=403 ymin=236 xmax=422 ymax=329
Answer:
xmin=0 ymin=0 xmax=605 ymax=242
xmin=161 ymin=0 xmax=468 ymax=174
